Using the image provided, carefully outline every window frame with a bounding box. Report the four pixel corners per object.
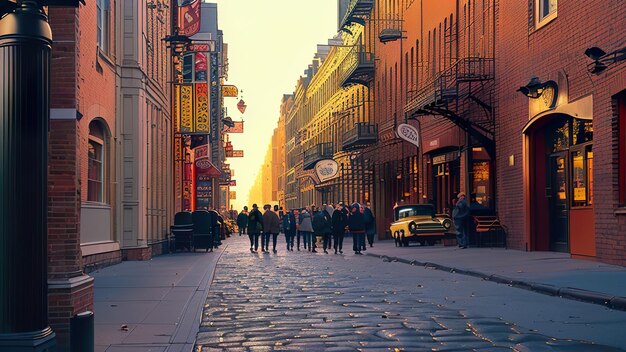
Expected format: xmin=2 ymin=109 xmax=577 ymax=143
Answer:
xmin=96 ymin=0 xmax=110 ymax=53
xmin=535 ymin=0 xmax=557 ymax=29
xmin=619 ymin=96 xmax=626 ymax=206
xmin=87 ymin=136 xmax=105 ymax=204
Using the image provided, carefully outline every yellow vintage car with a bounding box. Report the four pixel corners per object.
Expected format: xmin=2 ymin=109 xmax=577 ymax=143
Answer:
xmin=390 ymin=204 xmax=453 ymax=247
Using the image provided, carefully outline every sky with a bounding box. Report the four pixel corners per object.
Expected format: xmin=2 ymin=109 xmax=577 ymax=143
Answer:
xmin=214 ymin=0 xmax=339 ymax=210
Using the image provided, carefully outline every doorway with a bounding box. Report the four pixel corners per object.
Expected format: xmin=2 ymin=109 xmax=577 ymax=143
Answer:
xmin=548 ymin=152 xmax=569 ymax=252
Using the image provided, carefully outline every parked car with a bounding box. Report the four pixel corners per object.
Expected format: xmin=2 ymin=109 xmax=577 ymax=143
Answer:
xmin=389 ymin=204 xmax=453 ymax=247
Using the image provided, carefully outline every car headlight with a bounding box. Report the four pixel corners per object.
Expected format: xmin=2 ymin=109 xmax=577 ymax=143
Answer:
xmin=408 ymin=222 xmax=417 ymax=232
xmin=441 ymin=218 xmax=452 ymax=230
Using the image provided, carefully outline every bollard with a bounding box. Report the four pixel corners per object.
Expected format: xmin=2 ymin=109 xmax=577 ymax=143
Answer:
xmin=70 ymin=311 xmax=94 ymax=352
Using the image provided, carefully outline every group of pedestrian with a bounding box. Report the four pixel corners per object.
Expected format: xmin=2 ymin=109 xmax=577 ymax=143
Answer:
xmin=236 ymin=202 xmax=376 ymax=255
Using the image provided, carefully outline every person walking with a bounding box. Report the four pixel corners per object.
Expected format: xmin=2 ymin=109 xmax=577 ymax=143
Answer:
xmin=283 ymin=209 xmax=296 ymax=251
xmin=313 ymin=205 xmax=332 ymax=253
xmin=294 ymin=209 xmax=301 ymax=251
xmin=348 ymin=203 xmax=366 ymax=255
xmin=363 ymin=202 xmax=376 ymax=248
xmin=452 ymin=191 xmax=470 ymax=249
xmin=298 ymin=207 xmax=314 ymax=252
xmin=236 ymin=206 xmax=249 ymax=236
xmin=262 ymin=204 xmax=280 ymax=253
xmin=331 ymin=203 xmax=348 ymax=254
xmin=247 ymin=204 xmax=263 ymax=252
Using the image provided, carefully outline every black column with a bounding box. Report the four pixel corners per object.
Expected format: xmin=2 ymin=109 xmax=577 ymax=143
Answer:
xmin=0 ymin=2 xmax=55 ymax=350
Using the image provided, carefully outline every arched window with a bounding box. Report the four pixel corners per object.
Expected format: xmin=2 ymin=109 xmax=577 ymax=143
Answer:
xmin=88 ymin=120 xmax=108 ymax=203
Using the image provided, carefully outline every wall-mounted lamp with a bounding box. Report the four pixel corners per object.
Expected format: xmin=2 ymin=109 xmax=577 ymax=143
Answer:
xmin=516 ymin=77 xmax=557 ymax=100
xmin=584 ymin=46 xmax=626 ymax=75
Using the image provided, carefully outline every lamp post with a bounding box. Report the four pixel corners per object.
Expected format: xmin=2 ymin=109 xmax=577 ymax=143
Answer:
xmin=0 ymin=0 xmax=81 ymax=350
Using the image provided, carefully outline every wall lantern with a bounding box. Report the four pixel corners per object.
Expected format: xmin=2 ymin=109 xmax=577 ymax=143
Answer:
xmin=584 ymin=46 xmax=626 ymax=75
xmin=517 ymin=77 xmax=557 ymax=100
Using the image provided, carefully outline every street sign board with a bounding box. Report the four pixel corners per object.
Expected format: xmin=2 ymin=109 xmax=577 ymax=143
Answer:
xmin=222 ymin=85 xmax=238 ymax=97
xmin=396 ymin=123 xmax=420 ymax=147
xmin=231 ymin=150 xmax=244 ymax=157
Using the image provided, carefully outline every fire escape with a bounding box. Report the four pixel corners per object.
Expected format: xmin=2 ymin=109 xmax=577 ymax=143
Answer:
xmin=405 ymin=57 xmax=496 ymax=156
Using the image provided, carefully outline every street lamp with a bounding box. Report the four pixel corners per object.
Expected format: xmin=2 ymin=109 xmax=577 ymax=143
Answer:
xmin=517 ymin=77 xmax=557 ymax=100
xmin=0 ymin=0 xmax=83 ymax=350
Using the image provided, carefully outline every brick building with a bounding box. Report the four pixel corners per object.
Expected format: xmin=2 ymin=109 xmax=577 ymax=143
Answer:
xmin=47 ymin=0 xmax=171 ymax=347
xmin=495 ymin=0 xmax=626 ymax=264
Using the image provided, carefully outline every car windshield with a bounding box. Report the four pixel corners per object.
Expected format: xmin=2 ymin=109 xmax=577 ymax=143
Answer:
xmin=395 ymin=205 xmax=435 ymax=220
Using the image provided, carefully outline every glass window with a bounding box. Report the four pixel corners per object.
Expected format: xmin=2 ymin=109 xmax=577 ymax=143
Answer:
xmin=536 ymin=0 xmax=557 ymax=26
xmin=88 ymin=140 xmax=104 ymax=202
xmin=96 ymin=0 xmax=109 ymax=52
xmin=571 ymin=146 xmax=593 ymax=207
xmin=471 ymin=161 xmax=491 ymax=208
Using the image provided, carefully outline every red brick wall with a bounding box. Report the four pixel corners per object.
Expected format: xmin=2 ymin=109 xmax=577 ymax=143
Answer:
xmin=48 ymin=279 xmax=93 ymax=348
xmin=495 ymin=0 xmax=626 ymax=262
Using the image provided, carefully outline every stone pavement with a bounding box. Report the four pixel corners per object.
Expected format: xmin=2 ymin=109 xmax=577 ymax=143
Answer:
xmin=196 ymin=236 xmax=626 ymax=351
xmin=91 ymin=246 xmax=224 ymax=352
xmin=365 ymin=240 xmax=626 ymax=310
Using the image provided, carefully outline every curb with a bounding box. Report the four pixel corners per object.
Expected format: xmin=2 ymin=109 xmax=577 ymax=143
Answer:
xmin=366 ymin=252 xmax=626 ymax=311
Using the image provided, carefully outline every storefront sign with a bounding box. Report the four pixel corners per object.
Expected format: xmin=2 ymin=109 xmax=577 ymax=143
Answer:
xmin=228 ymin=121 xmax=244 ymax=133
xmin=229 ymin=179 xmax=237 ymax=187
xmin=432 ymin=151 xmax=460 ymax=165
xmin=237 ymin=99 xmax=247 ymax=114
xmin=231 ymin=150 xmax=244 ymax=158
xmin=194 ymin=83 xmax=210 ymax=133
xmin=230 ymin=191 xmax=237 ymax=200
xmin=194 ymin=145 xmax=209 ymax=159
xmin=222 ymin=85 xmax=238 ymax=98
xmin=179 ymin=84 xmax=193 ymax=132
xmin=315 ymin=159 xmax=339 ymax=183
xmin=397 ymin=123 xmax=420 ymax=147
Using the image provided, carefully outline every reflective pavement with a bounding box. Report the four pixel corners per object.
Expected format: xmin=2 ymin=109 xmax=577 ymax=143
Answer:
xmin=196 ymin=236 xmax=625 ymax=351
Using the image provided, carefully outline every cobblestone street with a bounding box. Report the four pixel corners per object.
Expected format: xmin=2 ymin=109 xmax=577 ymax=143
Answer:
xmin=196 ymin=236 xmax=626 ymax=351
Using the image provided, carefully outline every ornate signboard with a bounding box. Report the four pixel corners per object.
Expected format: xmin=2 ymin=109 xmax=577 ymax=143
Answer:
xmin=396 ymin=123 xmax=420 ymax=147
xmin=231 ymin=150 xmax=244 ymax=158
xmin=315 ymin=159 xmax=339 ymax=183
xmin=229 ymin=191 xmax=237 ymax=200
xmin=177 ymin=0 xmax=201 ymax=37
xmin=228 ymin=121 xmax=244 ymax=133
xmin=179 ymin=84 xmax=193 ymax=132
xmin=221 ymin=85 xmax=238 ymax=98
xmin=196 ymin=175 xmax=212 ymax=210
xmin=237 ymin=99 xmax=247 ymax=114
xmin=194 ymin=83 xmax=209 ymax=133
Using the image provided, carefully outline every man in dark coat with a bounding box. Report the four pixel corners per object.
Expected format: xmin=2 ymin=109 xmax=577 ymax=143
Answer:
xmin=363 ymin=202 xmax=376 ymax=248
xmin=282 ymin=209 xmax=296 ymax=251
xmin=331 ymin=203 xmax=348 ymax=254
xmin=313 ymin=206 xmax=332 ymax=253
xmin=236 ymin=206 xmax=249 ymax=236
xmin=247 ymin=204 xmax=263 ymax=252
xmin=348 ymin=203 xmax=366 ymax=255
xmin=262 ymin=204 xmax=281 ymax=253
xmin=452 ymin=192 xmax=470 ymax=249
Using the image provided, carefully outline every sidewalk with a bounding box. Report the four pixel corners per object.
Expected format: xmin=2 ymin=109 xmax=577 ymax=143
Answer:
xmin=91 ymin=246 xmax=224 ymax=352
xmin=366 ymin=240 xmax=626 ymax=310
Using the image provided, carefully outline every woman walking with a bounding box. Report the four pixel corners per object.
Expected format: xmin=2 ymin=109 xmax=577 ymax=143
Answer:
xmin=298 ymin=207 xmax=314 ymax=252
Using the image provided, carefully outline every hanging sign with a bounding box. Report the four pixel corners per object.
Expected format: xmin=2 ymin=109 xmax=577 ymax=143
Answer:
xmin=228 ymin=121 xmax=244 ymax=133
xmin=177 ymin=0 xmax=201 ymax=37
xmin=230 ymin=191 xmax=237 ymax=200
xmin=397 ymin=123 xmax=420 ymax=147
xmin=222 ymin=85 xmax=239 ymax=98
xmin=231 ymin=150 xmax=244 ymax=157
xmin=315 ymin=159 xmax=339 ymax=183
xmin=229 ymin=180 xmax=237 ymax=187
xmin=237 ymin=99 xmax=247 ymax=114
xmin=179 ymin=84 xmax=193 ymax=132
xmin=194 ymin=83 xmax=210 ymax=132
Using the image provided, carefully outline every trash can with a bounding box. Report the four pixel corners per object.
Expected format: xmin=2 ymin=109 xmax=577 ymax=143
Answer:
xmin=70 ymin=310 xmax=94 ymax=352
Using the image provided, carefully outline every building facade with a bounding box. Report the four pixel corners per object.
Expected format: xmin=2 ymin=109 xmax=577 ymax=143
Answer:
xmin=496 ymin=0 xmax=626 ymax=264
xmin=47 ymin=0 xmax=172 ymax=347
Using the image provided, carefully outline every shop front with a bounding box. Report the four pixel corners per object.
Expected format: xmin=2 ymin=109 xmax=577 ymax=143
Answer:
xmin=523 ymin=91 xmax=594 ymax=256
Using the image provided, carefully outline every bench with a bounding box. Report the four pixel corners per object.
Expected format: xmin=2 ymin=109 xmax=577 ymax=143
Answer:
xmin=473 ymin=215 xmax=507 ymax=248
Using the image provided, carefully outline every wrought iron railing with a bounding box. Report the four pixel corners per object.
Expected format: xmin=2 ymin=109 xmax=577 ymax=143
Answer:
xmin=303 ymin=142 xmax=334 ymax=170
xmin=343 ymin=122 xmax=378 ymax=150
xmin=339 ymin=0 xmax=374 ymax=29
xmin=405 ymin=57 xmax=495 ymax=115
xmin=339 ymin=45 xmax=375 ymax=87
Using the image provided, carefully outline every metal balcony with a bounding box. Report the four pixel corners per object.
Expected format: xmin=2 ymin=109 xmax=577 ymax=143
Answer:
xmin=303 ymin=142 xmax=334 ymax=170
xmin=342 ymin=123 xmax=378 ymax=151
xmin=339 ymin=0 xmax=374 ymax=30
xmin=340 ymin=46 xmax=375 ymax=87
xmin=405 ymin=57 xmax=495 ymax=116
